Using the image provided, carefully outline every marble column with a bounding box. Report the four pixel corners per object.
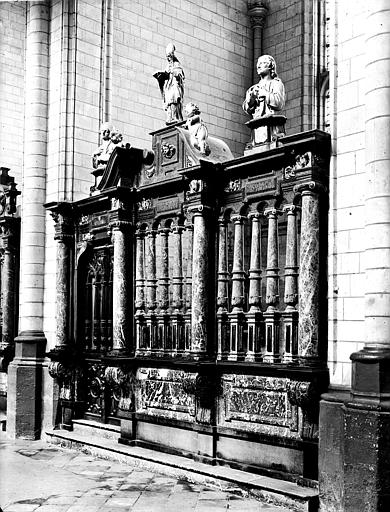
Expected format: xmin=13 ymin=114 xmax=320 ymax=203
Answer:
xmin=110 ymin=220 xmax=132 ymax=354
xmin=171 ymin=225 xmax=184 ymax=353
xmin=283 ymin=205 xmax=299 ymax=361
xmin=53 ymin=212 xmax=73 ymax=350
xmin=263 ymin=208 xmax=281 ymax=362
xmin=135 ymin=229 xmax=146 ymax=353
xmin=247 ymin=2 xmax=268 ymax=82
xmin=229 ymin=214 xmax=247 ymax=360
xmin=145 ymin=229 xmax=158 ymax=351
xmin=7 ymin=1 xmax=49 ymax=439
xmin=217 ymin=218 xmax=229 ymax=359
xmin=190 ymin=206 xmax=210 ymax=358
xmin=247 ymin=212 xmax=263 ymax=360
xmin=184 ymin=222 xmax=193 ymax=352
xmin=295 ymin=183 xmax=323 ymax=362
xmin=157 ymin=228 xmax=170 ymax=352
xmin=0 ymin=222 xmax=19 ymax=368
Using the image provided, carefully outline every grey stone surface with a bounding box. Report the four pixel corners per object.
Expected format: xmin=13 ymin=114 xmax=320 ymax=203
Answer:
xmin=0 ymin=432 xmax=293 ymax=511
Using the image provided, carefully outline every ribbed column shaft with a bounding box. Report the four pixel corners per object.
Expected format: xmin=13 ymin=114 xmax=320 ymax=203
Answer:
xmin=364 ymin=3 xmax=390 ymax=347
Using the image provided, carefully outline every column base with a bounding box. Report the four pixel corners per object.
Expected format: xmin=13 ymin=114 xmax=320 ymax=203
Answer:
xmin=320 ymin=387 xmax=390 ymax=510
xmin=6 ymin=331 xmax=47 ymax=439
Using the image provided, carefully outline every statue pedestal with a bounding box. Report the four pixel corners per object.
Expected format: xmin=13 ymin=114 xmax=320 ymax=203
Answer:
xmin=244 ymin=115 xmax=286 ymax=155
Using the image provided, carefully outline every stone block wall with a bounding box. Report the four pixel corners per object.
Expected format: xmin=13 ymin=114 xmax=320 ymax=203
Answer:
xmin=327 ymin=0 xmax=368 ymax=387
xmin=0 ymin=2 xmax=26 ymax=188
xmin=262 ymin=0 xmax=316 ymax=134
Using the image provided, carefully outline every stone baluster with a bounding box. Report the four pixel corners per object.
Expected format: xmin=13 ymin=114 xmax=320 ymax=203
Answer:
xmin=283 ymin=205 xmax=299 ymax=362
xmin=184 ymin=222 xmax=193 ymax=352
xmin=295 ymin=182 xmax=324 ymax=363
xmin=110 ymin=220 xmax=133 ymax=354
xmin=135 ymin=228 xmax=147 ymax=354
xmin=217 ymin=218 xmax=230 ymax=360
xmin=228 ymin=214 xmax=247 ymax=360
xmin=263 ymin=207 xmax=281 ymax=362
xmin=189 ymin=205 xmax=211 ymax=358
xmin=246 ymin=212 xmax=263 ymax=361
xmin=145 ymin=229 xmax=158 ymax=352
xmin=157 ymin=227 xmax=170 ymax=353
xmin=171 ymin=224 xmax=184 ymax=354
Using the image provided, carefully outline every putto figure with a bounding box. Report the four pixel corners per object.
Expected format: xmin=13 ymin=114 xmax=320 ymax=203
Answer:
xmin=154 ymin=43 xmax=185 ymax=125
xmin=243 ymin=55 xmax=286 ymax=140
xmin=92 ymin=123 xmax=124 ymax=170
xmin=184 ymin=102 xmax=210 ymax=156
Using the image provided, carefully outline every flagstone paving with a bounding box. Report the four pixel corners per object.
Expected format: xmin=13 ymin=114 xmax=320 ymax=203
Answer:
xmin=0 ymin=433 xmax=292 ymax=511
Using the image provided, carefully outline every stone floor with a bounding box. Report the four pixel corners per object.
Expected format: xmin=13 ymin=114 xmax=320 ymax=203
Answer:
xmin=0 ymin=433 xmax=292 ymax=511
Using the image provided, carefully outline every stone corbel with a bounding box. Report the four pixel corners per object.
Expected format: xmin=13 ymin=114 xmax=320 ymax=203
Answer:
xmin=287 ymin=379 xmax=320 ymax=439
xmin=48 ymin=361 xmax=74 ymax=400
xmin=105 ymin=366 xmax=135 ymax=413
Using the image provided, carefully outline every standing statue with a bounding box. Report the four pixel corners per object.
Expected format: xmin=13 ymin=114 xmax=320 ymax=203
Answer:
xmin=243 ymin=55 xmax=286 ymax=142
xmin=184 ymin=102 xmax=210 ymax=155
xmin=154 ymin=43 xmax=185 ymax=125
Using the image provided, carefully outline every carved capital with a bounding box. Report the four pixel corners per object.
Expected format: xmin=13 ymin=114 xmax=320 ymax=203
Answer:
xmin=109 ymin=219 xmax=133 ymax=233
xmin=287 ymin=380 xmax=318 ymax=408
xmin=231 ymin=214 xmax=246 ymax=224
xmin=248 ymin=2 xmax=268 ymax=28
xmin=51 ymin=211 xmax=74 ymax=242
xmin=283 ymin=204 xmax=300 ymax=215
xmin=264 ymin=207 xmax=283 ymax=218
xmin=293 ymin=181 xmax=327 ymax=196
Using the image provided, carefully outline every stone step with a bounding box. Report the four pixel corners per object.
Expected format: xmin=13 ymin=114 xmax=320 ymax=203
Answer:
xmin=46 ymin=427 xmax=319 ymax=512
xmin=71 ymin=419 xmax=121 ymax=442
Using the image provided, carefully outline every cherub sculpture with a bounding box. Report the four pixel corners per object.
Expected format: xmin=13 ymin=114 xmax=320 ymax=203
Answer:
xmin=92 ymin=123 xmax=124 ymax=170
xmin=154 ymin=43 xmax=185 ymax=125
xmin=184 ymin=102 xmax=210 ymax=156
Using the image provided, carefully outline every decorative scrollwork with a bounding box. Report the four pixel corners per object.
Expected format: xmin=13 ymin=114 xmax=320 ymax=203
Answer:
xmin=225 ymin=179 xmax=241 ymax=192
xmin=138 ymin=198 xmax=153 ymax=211
xmin=287 ymin=380 xmax=318 ymax=408
xmin=161 ymin=143 xmax=176 ymax=159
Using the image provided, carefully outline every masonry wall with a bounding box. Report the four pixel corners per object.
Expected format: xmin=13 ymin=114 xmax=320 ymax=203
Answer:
xmin=0 ymin=2 xmax=26 ymax=187
xmin=262 ymin=0 xmax=317 ymax=134
xmin=327 ymin=0 xmax=368 ymax=387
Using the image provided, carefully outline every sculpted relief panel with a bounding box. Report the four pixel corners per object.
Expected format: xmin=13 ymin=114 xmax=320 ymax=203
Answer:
xmin=136 ymin=368 xmax=196 ymax=421
xmin=220 ymin=374 xmax=299 ymax=436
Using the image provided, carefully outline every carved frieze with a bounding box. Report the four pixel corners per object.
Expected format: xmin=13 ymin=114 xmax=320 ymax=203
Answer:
xmin=221 ymin=374 xmax=298 ymax=433
xmin=137 ymin=368 xmax=196 ymax=418
xmin=246 ymin=176 xmax=277 ymax=197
